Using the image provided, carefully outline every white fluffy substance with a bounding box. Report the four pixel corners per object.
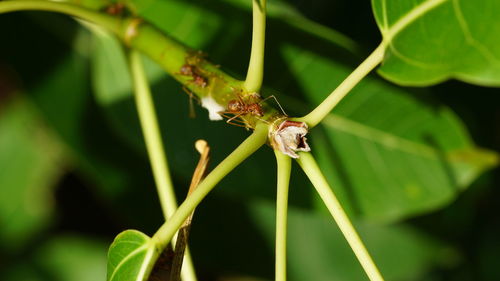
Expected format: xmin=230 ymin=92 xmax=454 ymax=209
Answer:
xmin=201 ymin=96 xmax=225 ymax=121
xmin=274 ymin=125 xmax=310 ymax=158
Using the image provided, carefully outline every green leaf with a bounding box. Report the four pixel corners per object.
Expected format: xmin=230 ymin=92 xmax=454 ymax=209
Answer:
xmin=107 ymin=230 xmax=158 ymax=281
xmin=372 ymin=0 xmax=500 ymax=86
xmin=278 ymin=43 xmax=498 ymax=222
xmin=0 ymin=97 xmax=65 ymax=251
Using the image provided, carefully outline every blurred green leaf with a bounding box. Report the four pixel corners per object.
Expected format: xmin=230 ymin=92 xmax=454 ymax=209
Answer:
xmin=220 ymin=0 xmax=360 ymax=52
xmin=279 ymin=43 xmax=497 ymax=222
xmin=129 ymin=0 xmax=226 ymax=50
xmin=1 ymin=235 xmax=108 ymax=281
xmin=90 ymin=31 xmax=163 ymax=152
xmin=12 ymin=22 xmax=165 ymax=229
xmin=107 ymin=230 xmax=156 ymax=281
xmin=371 ymin=0 xmax=500 ymax=86
xmin=35 ymin=235 xmax=108 ymax=281
xmin=0 ymin=97 xmax=65 ymax=250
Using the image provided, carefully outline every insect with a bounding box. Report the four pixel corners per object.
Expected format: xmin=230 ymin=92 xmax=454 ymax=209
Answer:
xmin=178 ymin=63 xmax=208 ymax=88
xmin=219 ymin=93 xmax=286 ymax=128
xmin=104 ymin=2 xmax=127 ymax=16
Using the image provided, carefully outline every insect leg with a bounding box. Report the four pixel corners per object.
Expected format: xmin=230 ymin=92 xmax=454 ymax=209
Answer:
xmin=182 ymin=86 xmax=198 ymax=118
xmin=260 ymin=95 xmax=287 ymax=116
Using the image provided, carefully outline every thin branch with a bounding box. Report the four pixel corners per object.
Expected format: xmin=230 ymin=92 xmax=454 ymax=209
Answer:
xmin=129 ymin=51 xmax=198 ymax=281
xmin=152 ymin=123 xmax=269 ymax=252
xmin=0 ymin=0 xmax=287 ymax=127
xmin=274 ymin=151 xmax=291 ymax=281
xmin=297 ymin=43 xmax=385 ymax=128
xmin=244 ymin=0 xmax=267 ymax=92
xmin=296 ymin=152 xmax=384 ymax=281
xmin=0 ymin=0 xmax=119 ymax=32
xmin=129 ymin=51 xmax=177 ymax=221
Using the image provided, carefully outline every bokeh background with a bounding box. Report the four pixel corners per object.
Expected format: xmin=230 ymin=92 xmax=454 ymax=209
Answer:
xmin=0 ymin=0 xmax=499 ymax=280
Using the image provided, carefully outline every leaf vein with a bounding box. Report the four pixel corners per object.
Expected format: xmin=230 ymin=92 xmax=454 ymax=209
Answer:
xmin=109 ymin=245 xmax=149 ymax=281
xmin=323 ymin=114 xmax=437 ymax=158
xmin=388 ymin=43 xmax=445 ymax=69
xmin=381 ymin=0 xmax=388 ymax=31
xmin=451 ymin=0 xmax=500 ymax=65
xmin=384 ymin=0 xmax=449 ymax=42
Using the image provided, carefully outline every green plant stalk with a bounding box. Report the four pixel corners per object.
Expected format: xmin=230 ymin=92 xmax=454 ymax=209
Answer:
xmin=274 ymin=150 xmax=291 ymax=281
xmin=129 ymin=50 xmax=177 ymax=230
xmin=151 ymin=123 xmax=269 ymax=252
xmin=0 ymin=0 xmax=285 ymax=128
xmin=128 ymin=51 xmax=197 ymax=281
xmin=0 ymin=0 xmax=120 ymax=31
xmin=296 ymin=152 xmax=384 ymax=281
xmin=244 ymin=0 xmax=267 ymax=93
xmin=298 ymin=43 xmax=385 ymax=128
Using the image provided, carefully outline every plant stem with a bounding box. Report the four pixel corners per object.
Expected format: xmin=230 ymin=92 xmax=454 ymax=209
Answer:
xmin=298 ymin=43 xmax=385 ymax=128
xmin=129 ymin=51 xmax=198 ymax=281
xmin=244 ymin=0 xmax=267 ymax=93
xmin=0 ymin=0 xmax=235 ymax=100
xmin=296 ymin=152 xmax=384 ymax=281
xmin=274 ymin=151 xmax=291 ymax=281
xmin=129 ymin=51 xmax=177 ymax=223
xmin=0 ymin=0 xmax=287 ymax=128
xmin=152 ymin=123 xmax=269 ymax=250
xmin=0 ymin=0 xmax=120 ymax=32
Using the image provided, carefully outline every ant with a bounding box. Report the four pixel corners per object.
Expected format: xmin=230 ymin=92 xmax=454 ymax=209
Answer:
xmin=103 ymin=2 xmax=132 ymax=16
xmin=179 ymin=64 xmax=208 ymax=88
xmin=178 ymin=63 xmax=209 ymax=118
xmin=219 ymin=93 xmax=286 ymax=128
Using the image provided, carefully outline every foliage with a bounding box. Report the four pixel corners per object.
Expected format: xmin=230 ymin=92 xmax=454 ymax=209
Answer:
xmin=0 ymin=0 xmax=499 ymax=280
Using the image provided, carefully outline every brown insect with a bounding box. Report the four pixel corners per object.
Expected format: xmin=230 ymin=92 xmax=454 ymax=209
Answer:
xmin=178 ymin=63 xmax=208 ymax=88
xmin=219 ymin=93 xmax=285 ymax=128
xmin=179 ymin=64 xmax=194 ymax=76
xmin=178 ymin=63 xmax=212 ymax=118
xmin=104 ymin=2 xmax=126 ymax=16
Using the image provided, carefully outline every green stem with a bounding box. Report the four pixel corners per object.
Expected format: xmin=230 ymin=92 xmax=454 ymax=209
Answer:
xmin=129 ymin=51 xmax=198 ymax=281
xmin=152 ymin=123 xmax=269 ymax=250
xmin=274 ymin=151 xmax=291 ymax=281
xmin=129 ymin=51 xmax=177 ymax=221
xmin=244 ymin=0 xmax=267 ymax=93
xmin=0 ymin=0 xmax=120 ymax=32
xmin=298 ymin=43 xmax=385 ymax=128
xmin=296 ymin=152 xmax=384 ymax=281
xmin=0 ymin=0 xmax=236 ymax=102
xmin=0 ymin=0 xmax=287 ymax=128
